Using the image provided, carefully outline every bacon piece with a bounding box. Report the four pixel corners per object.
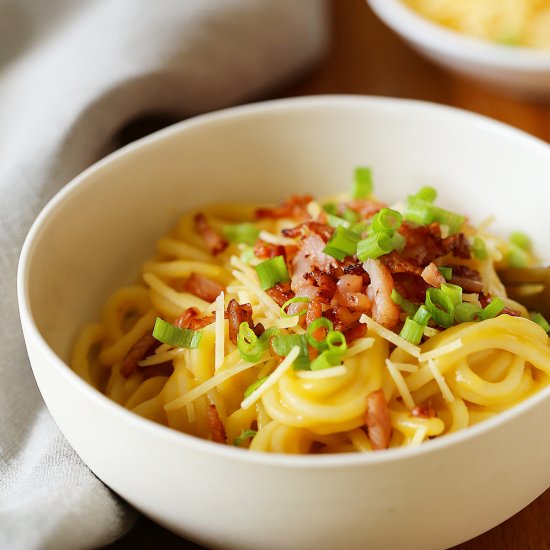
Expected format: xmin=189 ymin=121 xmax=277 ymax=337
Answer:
xmin=266 ymin=281 xmax=295 ymax=307
xmin=363 ymin=258 xmax=400 ymax=329
xmin=332 ymin=273 xmax=370 ymax=311
xmin=323 ymin=306 xmax=361 ymax=332
xmin=343 ymin=321 xmax=368 ymax=343
xmin=174 ymin=307 xmax=201 ymax=329
xmin=365 ymin=389 xmax=392 ymax=450
xmin=282 ymin=221 xmax=333 ymax=242
xmin=184 ymin=273 xmax=225 ymax=302
xmin=411 ymin=403 xmax=437 ymax=419
xmin=193 ymin=212 xmax=228 ymax=256
xmin=449 ymin=264 xmax=484 ymax=293
xmin=305 ymin=300 xmax=323 ymax=328
xmin=478 ymin=295 xmax=522 ymax=317
xmin=226 ymin=299 xmax=264 ymax=344
xmin=255 ymin=195 xmax=313 ymax=221
xmin=121 ymin=333 xmax=159 ymax=377
xmin=303 ymin=270 xmax=338 ymax=304
xmin=346 ymin=200 xmax=386 ymax=219
xmin=392 ymin=273 xmax=430 ymax=304
xmin=207 ymin=404 xmax=227 ymax=444
xmin=189 ymin=314 xmax=217 ymax=330
xmin=292 ymin=234 xmax=337 ymax=288
xmin=442 ymin=233 xmax=471 ymax=259
xmin=254 ymin=241 xmax=285 ymax=260
xmin=421 ymin=262 xmax=445 ymax=288
xmin=380 ymin=251 xmax=422 ymax=276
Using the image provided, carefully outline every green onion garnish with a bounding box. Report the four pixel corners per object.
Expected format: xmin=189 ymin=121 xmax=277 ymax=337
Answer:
xmin=326 ymin=214 xmax=350 ymax=229
xmin=356 ymin=233 xmax=393 ymax=261
xmin=350 ymin=221 xmax=370 ymax=235
xmin=472 ymin=237 xmax=488 ymax=260
xmin=437 ymin=266 xmax=453 ymax=281
xmin=481 ymin=298 xmax=505 ymax=320
xmin=271 ymin=334 xmax=310 ymax=370
xmin=237 ymin=322 xmax=263 ymax=362
xmin=370 ymin=208 xmax=402 ymax=235
xmin=413 ymin=304 xmax=431 ymax=326
xmin=399 ymin=317 xmax=424 ymax=345
xmin=506 ymin=243 xmax=529 ymax=269
xmin=510 ymin=231 xmax=531 ymax=251
xmin=391 ymin=289 xmax=417 ymax=317
xmin=306 ymin=317 xmax=334 ymax=351
xmin=391 ymin=232 xmax=407 ymax=252
xmin=233 ymin=428 xmax=258 ymax=447
xmin=243 ymin=377 xmax=269 ymax=398
xmin=255 ymin=256 xmax=290 ymax=290
xmin=404 ymin=196 xmax=464 ymax=234
xmin=432 ymin=207 xmax=464 ymax=234
xmin=326 ymin=330 xmax=347 ymax=354
xmin=352 ymin=167 xmax=373 ymax=199
xmin=222 ymin=222 xmax=260 ymax=246
xmin=323 ymin=226 xmax=361 ymax=261
xmin=454 ymin=302 xmax=482 ymax=323
xmin=310 ymin=350 xmax=344 ymax=371
xmin=240 ymin=246 xmax=256 ymax=264
xmin=152 ymin=317 xmax=202 ymax=349
xmin=343 ymin=209 xmax=360 ymax=224
xmin=532 ymin=312 xmax=550 ymax=333
xmin=440 ymin=283 xmax=462 ymax=307
xmin=425 ymin=288 xmax=455 ymax=328
xmin=414 ymin=186 xmax=437 ymax=203
xmin=322 ymin=202 xmax=339 ymax=216
xmin=280 ymin=297 xmax=310 ymax=318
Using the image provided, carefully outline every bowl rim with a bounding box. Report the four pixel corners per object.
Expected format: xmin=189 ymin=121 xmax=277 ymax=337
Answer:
xmin=17 ymin=94 xmax=550 ymax=469
xmin=367 ymin=0 xmax=550 ymax=70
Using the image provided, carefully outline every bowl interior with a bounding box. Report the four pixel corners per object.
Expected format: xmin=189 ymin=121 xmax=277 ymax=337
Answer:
xmin=22 ymin=95 xmax=550 ymax=372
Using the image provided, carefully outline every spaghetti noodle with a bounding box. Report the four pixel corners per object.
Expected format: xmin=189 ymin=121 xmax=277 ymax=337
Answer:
xmin=72 ymin=170 xmax=550 ymax=454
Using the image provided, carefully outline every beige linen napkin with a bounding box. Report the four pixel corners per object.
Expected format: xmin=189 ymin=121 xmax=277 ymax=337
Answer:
xmin=0 ymin=1 xmax=328 ymax=548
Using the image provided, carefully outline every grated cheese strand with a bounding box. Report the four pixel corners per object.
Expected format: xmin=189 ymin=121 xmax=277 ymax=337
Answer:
xmin=385 ymin=359 xmax=416 ymax=410
xmin=214 ymin=291 xmax=225 ymax=371
xmin=428 ymin=359 xmax=455 ymax=402
xmin=360 ymin=314 xmax=421 ymax=358
xmin=419 ymin=339 xmax=463 ymax=362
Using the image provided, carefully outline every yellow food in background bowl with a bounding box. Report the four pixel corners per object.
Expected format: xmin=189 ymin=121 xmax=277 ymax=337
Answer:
xmin=404 ymin=0 xmax=550 ymax=49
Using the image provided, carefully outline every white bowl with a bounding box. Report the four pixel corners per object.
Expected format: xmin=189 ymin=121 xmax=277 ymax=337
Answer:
xmin=367 ymin=0 xmax=550 ymax=99
xmin=18 ymin=96 xmax=550 ymax=550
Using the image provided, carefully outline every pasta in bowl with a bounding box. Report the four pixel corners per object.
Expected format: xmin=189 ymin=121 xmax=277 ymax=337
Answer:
xmin=18 ymin=96 xmax=550 ymax=550
xmin=72 ymin=177 xmax=550 ymax=454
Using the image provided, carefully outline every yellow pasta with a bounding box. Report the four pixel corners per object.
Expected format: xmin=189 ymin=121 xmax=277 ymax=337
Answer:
xmin=71 ymin=179 xmax=550 ymax=454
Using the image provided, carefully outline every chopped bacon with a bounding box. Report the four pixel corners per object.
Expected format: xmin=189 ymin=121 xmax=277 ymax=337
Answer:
xmin=174 ymin=307 xmax=201 ymax=328
xmin=266 ymin=281 xmax=295 ymax=307
xmin=411 ymin=403 xmax=437 ymax=419
xmin=442 ymin=232 xmax=471 ymax=259
xmin=193 ymin=212 xmax=228 ymax=256
xmin=332 ymin=274 xmax=370 ymax=311
xmin=305 ymin=300 xmax=323 ymax=328
xmin=365 ymin=389 xmax=392 ymax=450
xmin=421 ymin=262 xmax=445 ymax=288
xmin=392 ymin=273 xmax=430 ymax=303
xmin=363 ymin=258 xmax=400 ymax=329
xmin=254 ymin=241 xmax=285 ymax=260
xmin=292 ymin=234 xmax=337 ymax=287
xmin=121 ymin=333 xmax=159 ymax=377
xmin=207 ymin=405 xmax=227 ymax=444
xmin=449 ymin=264 xmax=484 ymax=293
xmin=226 ymin=299 xmax=263 ymax=345
xmin=282 ymin=221 xmax=333 ymax=242
xmin=478 ymin=295 xmax=522 ymax=317
xmin=184 ymin=273 xmax=225 ymax=302
xmin=324 ymin=306 xmax=361 ymax=332
xmin=346 ymin=200 xmax=385 ymax=219
xmin=255 ymin=195 xmax=313 ymax=221
xmin=343 ymin=321 xmax=368 ymax=343
xmin=380 ymin=251 xmax=422 ymax=276
xmin=188 ymin=314 xmax=217 ymax=330
xmin=303 ymin=270 xmax=338 ymax=304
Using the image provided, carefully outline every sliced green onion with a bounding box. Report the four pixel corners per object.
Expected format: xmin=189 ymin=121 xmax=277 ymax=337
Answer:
xmin=391 ymin=289 xmax=418 ymax=317
xmin=352 ymin=166 xmax=373 ymax=199
xmin=431 ymin=206 xmax=464 ymax=234
xmin=223 ymin=222 xmax=260 ymax=246
xmin=440 ymin=283 xmax=462 ymax=307
xmin=326 ymin=330 xmax=347 ymax=354
xmin=240 ymin=246 xmax=256 ymax=264
xmin=506 ymin=243 xmax=529 ymax=269
xmin=255 ymin=256 xmax=290 ymax=290
xmin=323 ymin=226 xmax=361 ymax=261
xmin=472 ymin=237 xmax=488 ymax=260
xmin=510 ymin=231 xmax=531 ymax=251
xmin=258 ymin=326 xmax=281 ymax=344
xmin=399 ymin=317 xmax=424 ymax=345
xmin=414 ymin=186 xmax=437 ymax=203
xmin=152 ymin=317 xmax=202 ymax=349
xmin=343 ymin=209 xmax=360 ymax=224
xmin=391 ymin=232 xmax=407 ymax=252
xmin=437 ymin=266 xmax=453 ymax=281
xmin=350 ymin=221 xmax=370 ymax=235
xmin=326 ymin=213 xmax=350 ymax=229
xmin=306 ymin=317 xmax=334 ymax=351
xmin=233 ymin=428 xmax=258 ymax=447
xmin=481 ymin=298 xmax=505 ymax=320
xmin=425 ymin=288 xmax=455 ymax=328
xmin=243 ymin=377 xmax=269 ymax=398
xmin=237 ymin=322 xmax=264 ymax=362
xmin=403 ymin=197 xmax=435 ymax=226
xmin=310 ymin=350 xmax=344 ymax=371
xmin=271 ymin=334 xmax=310 ymax=370
xmin=322 ymin=202 xmax=339 ymax=216
xmin=413 ymin=304 xmax=431 ymax=326
xmin=370 ymin=208 xmax=402 ymax=235
xmin=280 ymin=297 xmax=310 ymax=318
xmin=531 ymin=312 xmax=550 ymax=333
xmin=454 ymin=302 xmax=482 ymax=323
xmin=356 ymin=233 xmax=393 ymax=261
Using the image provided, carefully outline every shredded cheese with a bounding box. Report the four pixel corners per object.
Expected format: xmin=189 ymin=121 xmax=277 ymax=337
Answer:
xmin=258 ymin=230 xmax=296 ymax=247
xmin=428 ymin=359 xmax=455 ymax=402
xmin=346 ymin=337 xmax=375 ymax=357
xmin=138 ymin=348 xmax=185 ymax=367
xmin=419 ymin=339 xmax=463 ymax=362
xmin=385 ymin=359 xmax=416 ymax=409
xmin=409 ymin=425 xmax=428 ymax=447
xmin=231 ymin=269 xmax=280 ymax=317
xmin=360 ymin=314 xmax=421 ymax=358
xmin=241 ymin=346 xmax=300 ymax=409
xmin=214 ymin=291 xmax=225 ymax=371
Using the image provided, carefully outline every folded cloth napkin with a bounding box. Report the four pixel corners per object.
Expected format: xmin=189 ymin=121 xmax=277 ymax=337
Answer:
xmin=0 ymin=1 xmax=328 ymax=548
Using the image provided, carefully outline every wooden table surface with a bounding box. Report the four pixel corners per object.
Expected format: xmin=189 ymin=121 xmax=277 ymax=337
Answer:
xmin=112 ymin=1 xmax=550 ymax=548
